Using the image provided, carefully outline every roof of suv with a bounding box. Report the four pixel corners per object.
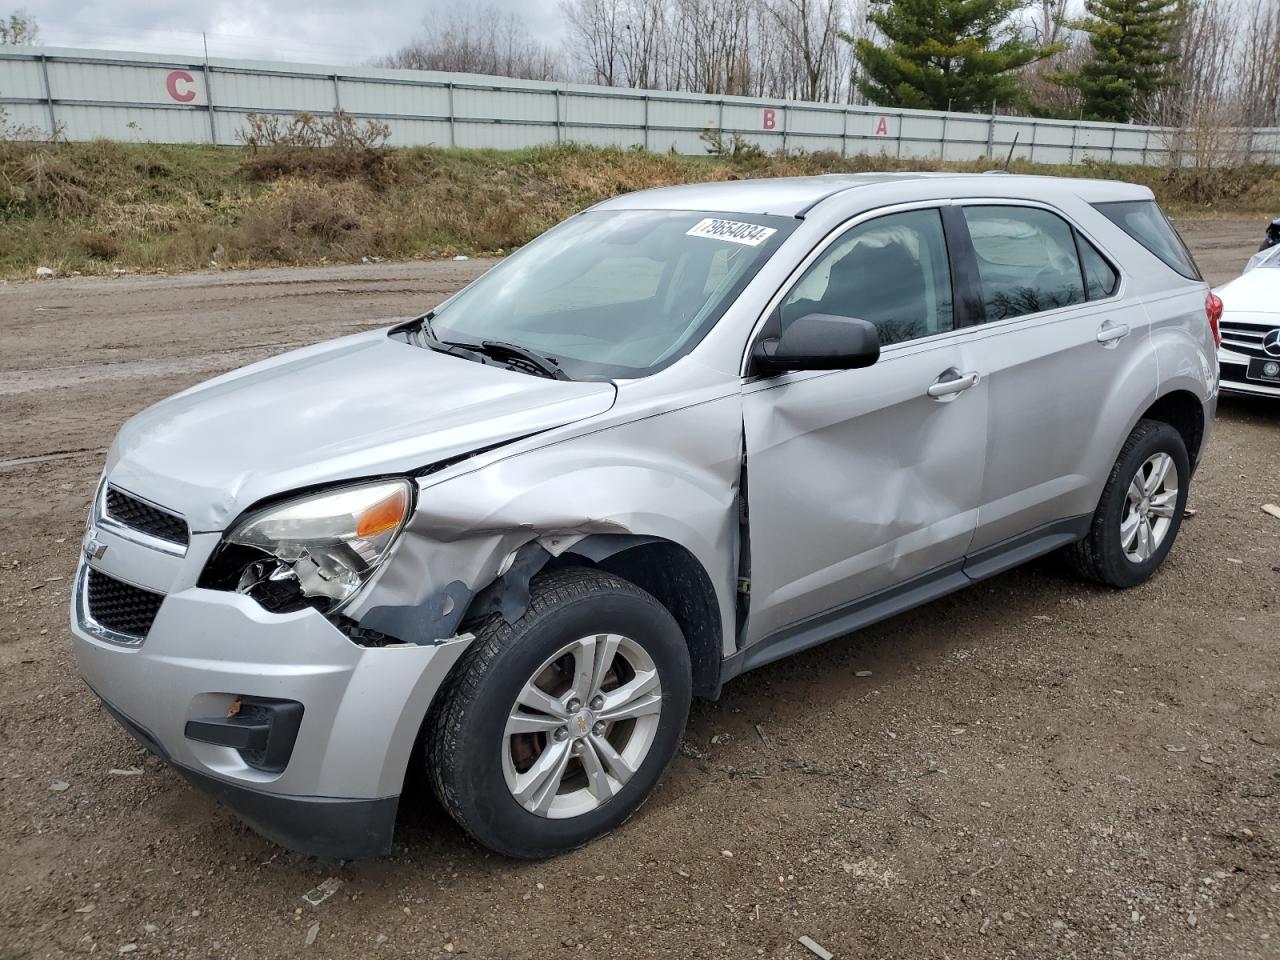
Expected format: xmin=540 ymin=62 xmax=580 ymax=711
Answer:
xmin=595 ymin=172 xmax=1152 ymax=218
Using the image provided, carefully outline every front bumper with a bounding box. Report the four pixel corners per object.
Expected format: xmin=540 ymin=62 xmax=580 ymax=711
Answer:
xmin=91 ymin=688 xmax=401 ymax=858
xmin=70 ymin=558 xmax=471 ymax=859
xmin=1219 ymin=343 xmax=1280 ymax=399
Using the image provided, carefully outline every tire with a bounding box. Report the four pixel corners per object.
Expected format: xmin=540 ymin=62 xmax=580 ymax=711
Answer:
xmin=1067 ymin=419 xmax=1190 ymax=589
xmin=425 ymin=566 xmax=692 ymax=859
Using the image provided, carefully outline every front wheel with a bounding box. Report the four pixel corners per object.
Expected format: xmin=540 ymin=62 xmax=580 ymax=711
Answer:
xmin=426 ymin=567 xmax=691 ymax=859
xmin=1067 ymin=419 xmax=1190 ymax=588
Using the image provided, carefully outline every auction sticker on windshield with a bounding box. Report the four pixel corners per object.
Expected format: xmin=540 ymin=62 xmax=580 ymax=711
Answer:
xmin=686 ymin=218 xmax=778 ymax=247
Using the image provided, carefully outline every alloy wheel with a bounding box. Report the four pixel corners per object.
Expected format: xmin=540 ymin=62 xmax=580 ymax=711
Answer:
xmin=1120 ymin=452 xmax=1179 ymax=563
xmin=501 ymin=633 xmax=663 ymax=819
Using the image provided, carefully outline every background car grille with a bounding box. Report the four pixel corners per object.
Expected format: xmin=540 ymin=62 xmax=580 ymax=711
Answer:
xmin=105 ymin=487 xmax=189 ymax=547
xmin=1220 ymin=320 xmax=1278 ymax=360
xmin=86 ymin=568 xmax=165 ymax=639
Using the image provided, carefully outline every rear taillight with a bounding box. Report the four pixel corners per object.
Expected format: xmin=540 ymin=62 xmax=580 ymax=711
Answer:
xmin=1205 ymin=292 xmax=1223 ymax=347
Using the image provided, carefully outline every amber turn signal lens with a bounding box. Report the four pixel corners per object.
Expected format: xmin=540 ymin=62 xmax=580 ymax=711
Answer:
xmin=355 ymin=488 xmax=408 ymax=539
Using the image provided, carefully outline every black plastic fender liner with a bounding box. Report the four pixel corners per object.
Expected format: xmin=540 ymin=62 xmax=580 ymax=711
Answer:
xmin=466 ymin=542 xmax=554 ymax=624
xmin=560 ymin=533 xmax=663 ymax=564
xmin=355 ymin=579 xmax=474 ymax=647
xmin=460 ymin=535 xmax=666 ymax=629
xmin=351 ymin=535 xmax=666 ymax=646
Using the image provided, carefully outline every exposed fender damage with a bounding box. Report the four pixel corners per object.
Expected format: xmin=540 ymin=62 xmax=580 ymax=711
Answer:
xmin=341 ymin=393 xmax=745 ymax=660
xmin=348 ymin=530 xmax=678 ymax=648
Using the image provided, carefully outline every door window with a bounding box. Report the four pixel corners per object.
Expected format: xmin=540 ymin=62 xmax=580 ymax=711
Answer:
xmin=780 ymin=208 xmax=953 ymax=347
xmin=963 ymin=206 xmax=1086 ymax=321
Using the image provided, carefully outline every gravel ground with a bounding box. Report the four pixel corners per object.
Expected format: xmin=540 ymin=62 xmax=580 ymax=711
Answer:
xmin=0 ymin=218 xmax=1277 ymax=960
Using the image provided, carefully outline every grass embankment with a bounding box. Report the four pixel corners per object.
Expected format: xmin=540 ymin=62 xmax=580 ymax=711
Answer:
xmin=1 ymin=139 xmax=1277 ymax=278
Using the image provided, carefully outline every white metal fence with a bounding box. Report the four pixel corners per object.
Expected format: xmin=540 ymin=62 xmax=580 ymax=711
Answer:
xmin=3 ymin=46 xmax=1279 ymax=165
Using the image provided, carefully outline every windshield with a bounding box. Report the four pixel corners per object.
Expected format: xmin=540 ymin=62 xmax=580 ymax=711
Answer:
xmin=1244 ymin=243 xmax=1280 ymax=274
xmin=422 ymin=209 xmax=794 ymax=379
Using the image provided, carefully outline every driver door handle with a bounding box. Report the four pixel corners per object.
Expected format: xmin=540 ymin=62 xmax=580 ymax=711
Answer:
xmin=1096 ymin=321 xmax=1130 ymax=345
xmin=927 ymin=369 xmax=980 ymax=399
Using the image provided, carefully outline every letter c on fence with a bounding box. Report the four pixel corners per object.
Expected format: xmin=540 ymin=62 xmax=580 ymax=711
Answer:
xmin=166 ymin=70 xmax=197 ymax=103
xmin=762 ymin=108 xmax=776 ymax=130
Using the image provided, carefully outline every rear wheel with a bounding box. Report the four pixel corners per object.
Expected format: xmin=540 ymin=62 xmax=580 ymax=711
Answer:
xmin=1068 ymin=419 xmax=1189 ymax=588
xmin=426 ymin=567 xmax=691 ymax=859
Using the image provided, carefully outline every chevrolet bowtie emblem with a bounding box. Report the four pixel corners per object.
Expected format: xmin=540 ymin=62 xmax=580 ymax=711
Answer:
xmin=83 ymin=531 xmax=107 ymax=561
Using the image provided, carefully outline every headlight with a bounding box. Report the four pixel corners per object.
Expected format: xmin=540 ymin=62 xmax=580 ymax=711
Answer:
xmin=200 ymin=480 xmax=413 ymax=614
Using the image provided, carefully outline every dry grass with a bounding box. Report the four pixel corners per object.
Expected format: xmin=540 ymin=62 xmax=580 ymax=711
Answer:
xmin=0 ymin=139 xmax=1276 ymax=277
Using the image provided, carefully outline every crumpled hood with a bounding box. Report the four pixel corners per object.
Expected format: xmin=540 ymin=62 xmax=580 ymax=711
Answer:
xmin=105 ymin=331 xmax=617 ymax=531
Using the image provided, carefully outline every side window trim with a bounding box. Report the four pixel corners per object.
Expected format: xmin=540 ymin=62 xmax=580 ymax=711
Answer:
xmin=1070 ymin=227 xmax=1121 ymax=302
xmin=939 ymin=204 xmax=986 ymax=326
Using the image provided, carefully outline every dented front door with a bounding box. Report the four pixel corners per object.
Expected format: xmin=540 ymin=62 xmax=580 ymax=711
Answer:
xmin=740 ymin=337 xmax=988 ymax=645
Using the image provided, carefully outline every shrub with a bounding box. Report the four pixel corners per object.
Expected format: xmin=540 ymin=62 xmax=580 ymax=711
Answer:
xmin=236 ymin=111 xmax=397 ymax=186
xmin=231 ymin=179 xmax=375 ymax=261
xmin=699 ymin=125 xmax=765 ymax=161
xmin=78 ymin=230 xmax=120 ymax=260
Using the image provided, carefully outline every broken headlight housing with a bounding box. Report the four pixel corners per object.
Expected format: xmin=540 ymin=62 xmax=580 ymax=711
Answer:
xmin=200 ymin=480 xmax=413 ymax=615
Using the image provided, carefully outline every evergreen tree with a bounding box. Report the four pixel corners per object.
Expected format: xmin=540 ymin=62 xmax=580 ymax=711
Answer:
xmin=1061 ymin=0 xmax=1180 ymax=122
xmin=848 ymin=0 xmax=1058 ymax=112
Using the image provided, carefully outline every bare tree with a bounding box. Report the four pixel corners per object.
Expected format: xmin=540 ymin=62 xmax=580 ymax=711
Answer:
xmin=758 ymin=0 xmax=846 ymax=101
xmin=618 ymin=0 xmax=670 ymax=88
xmin=1235 ymin=0 xmax=1280 ymax=127
xmin=563 ymin=0 xmax=624 ymax=85
xmin=1151 ymin=0 xmax=1250 ymax=172
xmin=667 ymin=0 xmax=753 ymax=95
xmin=0 ymin=7 xmax=39 ymax=45
xmin=389 ymin=0 xmax=865 ymax=103
xmin=1025 ymin=0 xmax=1070 ymax=46
xmin=841 ymin=0 xmax=872 ymax=103
xmin=380 ymin=6 xmax=564 ymax=81
xmin=1010 ymin=0 xmax=1081 ymax=116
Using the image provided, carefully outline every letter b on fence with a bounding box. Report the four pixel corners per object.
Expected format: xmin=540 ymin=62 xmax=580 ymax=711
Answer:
xmin=762 ymin=108 xmax=776 ymax=130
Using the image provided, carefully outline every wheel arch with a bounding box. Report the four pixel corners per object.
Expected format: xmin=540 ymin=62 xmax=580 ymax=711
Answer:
xmin=1139 ymin=389 xmax=1206 ymax=469
xmin=572 ymin=537 xmax=724 ymax=700
xmin=460 ymin=535 xmax=725 ymax=700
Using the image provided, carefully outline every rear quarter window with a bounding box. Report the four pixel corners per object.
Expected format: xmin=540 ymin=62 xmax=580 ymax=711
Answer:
xmin=1075 ymin=232 xmax=1119 ymax=299
xmin=1092 ymin=200 xmax=1202 ymax=281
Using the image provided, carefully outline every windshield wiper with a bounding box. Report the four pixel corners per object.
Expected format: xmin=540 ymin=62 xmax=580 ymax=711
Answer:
xmin=405 ymin=316 xmax=568 ymax=380
xmin=472 ymin=340 xmax=568 ymax=380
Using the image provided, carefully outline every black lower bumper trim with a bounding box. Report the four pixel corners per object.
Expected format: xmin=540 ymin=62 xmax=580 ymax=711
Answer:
xmin=173 ymin=764 xmax=398 ymax=860
xmin=89 ymin=685 xmax=398 ymax=860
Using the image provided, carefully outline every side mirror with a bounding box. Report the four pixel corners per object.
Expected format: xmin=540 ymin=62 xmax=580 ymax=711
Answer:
xmin=752 ymin=313 xmax=881 ymax=374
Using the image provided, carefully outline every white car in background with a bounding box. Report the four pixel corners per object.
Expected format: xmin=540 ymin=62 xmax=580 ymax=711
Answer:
xmin=1217 ymin=243 xmax=1280 ymax=398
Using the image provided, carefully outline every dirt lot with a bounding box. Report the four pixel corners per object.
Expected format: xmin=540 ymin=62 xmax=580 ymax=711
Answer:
xmin=1 ymin=218 xmax=1277 ymax=960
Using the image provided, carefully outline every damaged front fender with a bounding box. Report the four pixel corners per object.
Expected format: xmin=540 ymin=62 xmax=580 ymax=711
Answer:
xmin=341 ymin=394 xmax=744 ymax=658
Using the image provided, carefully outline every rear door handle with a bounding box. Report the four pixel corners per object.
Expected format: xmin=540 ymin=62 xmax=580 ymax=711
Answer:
xmin=1096 ymin=321 xmax=1130 ymax=345
xmin=927 ymin=369 xmax=980 ymax=399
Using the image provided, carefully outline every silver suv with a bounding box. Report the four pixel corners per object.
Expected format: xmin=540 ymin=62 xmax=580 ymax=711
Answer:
xmin=71 ymin=174 xmax=1218 ymax=859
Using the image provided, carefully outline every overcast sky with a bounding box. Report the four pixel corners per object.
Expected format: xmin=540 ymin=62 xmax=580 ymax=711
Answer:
xmin=23 ymin=1 xmax=567 ymax=65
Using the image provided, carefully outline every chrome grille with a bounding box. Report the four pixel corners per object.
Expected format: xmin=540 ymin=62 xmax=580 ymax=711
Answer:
xmin=104 ymin=487 xmax=189 ymax=547
xmin=1220 ymin=319 xmax=1280 ymax=359
xmin=85 ymin=568 xmax=164 ymax=640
